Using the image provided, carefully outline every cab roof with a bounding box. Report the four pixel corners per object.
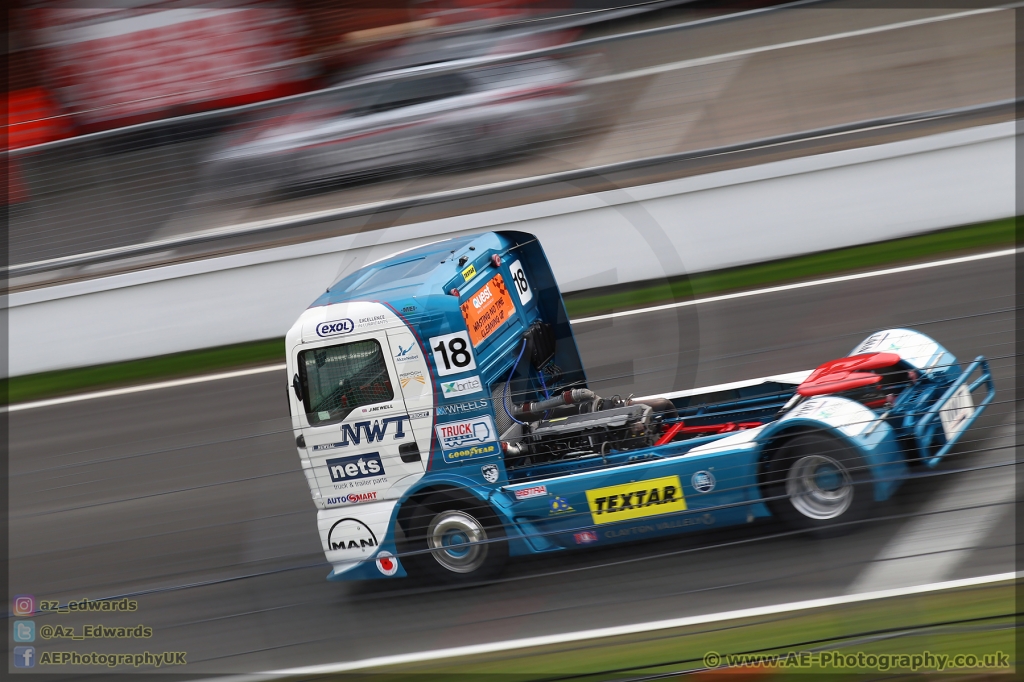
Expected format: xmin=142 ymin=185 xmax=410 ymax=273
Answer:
xmin=311 ymin=234 xmax=488 ymax=308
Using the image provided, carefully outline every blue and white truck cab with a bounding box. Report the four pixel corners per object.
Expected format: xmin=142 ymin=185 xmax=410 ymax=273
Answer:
xmin=284 ymin=231 xmax=993 ymax=582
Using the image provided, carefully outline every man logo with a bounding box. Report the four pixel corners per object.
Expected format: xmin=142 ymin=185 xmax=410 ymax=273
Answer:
xmin=327 ymin=518 xmax=378 ymax=553
xmin=316 ymin=319 xmax=354 ymax=337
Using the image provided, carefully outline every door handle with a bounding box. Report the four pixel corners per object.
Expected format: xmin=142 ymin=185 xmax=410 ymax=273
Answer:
xmin=399 ymin=442 xmax=421 ymax=463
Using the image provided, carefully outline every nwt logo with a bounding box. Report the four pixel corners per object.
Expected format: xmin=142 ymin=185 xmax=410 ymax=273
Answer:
xmin=337 ymin=416 xmax=410 ymax=446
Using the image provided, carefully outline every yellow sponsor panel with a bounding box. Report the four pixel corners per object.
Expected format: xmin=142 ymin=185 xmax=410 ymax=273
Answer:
xmin=461 ymin=263 xmax=477 ymax=281
xmin=586 ymin=475 xmax=686 ymax=525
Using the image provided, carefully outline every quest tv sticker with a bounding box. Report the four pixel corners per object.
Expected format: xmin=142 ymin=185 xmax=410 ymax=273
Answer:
xmin=585 ymin=475 xmax=686 ymax=525
xmin=460 ymin=274 xmax=514 ymax=347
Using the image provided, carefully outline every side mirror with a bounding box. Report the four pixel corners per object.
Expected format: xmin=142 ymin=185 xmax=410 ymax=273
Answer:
xmin=292 ymin=373 xmax=303 ymax=401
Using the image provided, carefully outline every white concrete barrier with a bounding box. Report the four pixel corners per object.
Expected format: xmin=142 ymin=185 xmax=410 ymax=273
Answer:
xmin=7 ymin=122 xmax=1014 ymax=377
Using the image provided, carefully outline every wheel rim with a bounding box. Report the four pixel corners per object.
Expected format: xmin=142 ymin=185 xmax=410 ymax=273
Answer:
xmin=426 ymin=510 xmax=488 ymax=574
xmin=785 ymin=454 xmax=853 ymax=520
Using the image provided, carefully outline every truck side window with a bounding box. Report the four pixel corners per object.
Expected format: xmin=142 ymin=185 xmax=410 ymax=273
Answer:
xmin=298 ymin=339 xmax=394 ymax=425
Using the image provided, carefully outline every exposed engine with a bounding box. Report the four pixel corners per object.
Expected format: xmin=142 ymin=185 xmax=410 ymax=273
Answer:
xmin=501 ymin=388 xmax=677 ymax=469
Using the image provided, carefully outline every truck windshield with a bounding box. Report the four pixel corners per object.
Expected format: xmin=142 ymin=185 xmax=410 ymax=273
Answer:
xmin=298 ymin=339 xmax=394 ymax=425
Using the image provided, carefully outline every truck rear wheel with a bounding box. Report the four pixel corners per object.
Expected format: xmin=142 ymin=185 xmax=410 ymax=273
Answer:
xmin=404 ymin=493 xmax=508 ymax=582
xmin=763 ymin=433 xmax=872 ymax=536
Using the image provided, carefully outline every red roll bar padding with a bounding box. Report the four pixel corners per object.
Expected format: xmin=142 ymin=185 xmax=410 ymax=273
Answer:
xmin=655 ymin=420 xmax=763 ymax=446
xmin=796 ymin=352 xmax=901 ymax=397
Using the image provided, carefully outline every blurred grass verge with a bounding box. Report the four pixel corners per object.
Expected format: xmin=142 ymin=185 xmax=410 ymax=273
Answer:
xmin=4 ymin=218 xmax=1012 ymax=405
xmin=328 ymin=581 xmax=1013 ymax=681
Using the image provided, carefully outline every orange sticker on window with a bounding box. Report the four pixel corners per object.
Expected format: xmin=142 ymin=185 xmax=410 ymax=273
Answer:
xmin=460 ymin=274 xmax=515 ymax=346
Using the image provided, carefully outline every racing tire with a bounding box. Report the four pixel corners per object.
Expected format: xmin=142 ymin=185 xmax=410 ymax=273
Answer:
xmin=762 ymin=433 xmax=872 ymax=537
xmin=402 ymin=493 xmax=508 ymax=583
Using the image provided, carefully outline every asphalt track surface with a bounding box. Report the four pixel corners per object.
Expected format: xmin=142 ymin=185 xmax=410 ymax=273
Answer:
xmin=8 ymin=252 xmax=1015 ymax=675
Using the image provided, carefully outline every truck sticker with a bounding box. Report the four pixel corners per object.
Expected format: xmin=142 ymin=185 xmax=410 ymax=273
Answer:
xmin=429 ymin=331 xmax=477 ymax=376
xmin=435 ymin=416 xmax=500 ymax=463
xmin=460 ymin=274 xmax=514 ymax=346
xmin=440 ymin=375 xmax=483 ymax=398
xmin=508 ymin=259 xmax=533 ymax=305
xmin=585 ymin=475 xmax=687 ymax=525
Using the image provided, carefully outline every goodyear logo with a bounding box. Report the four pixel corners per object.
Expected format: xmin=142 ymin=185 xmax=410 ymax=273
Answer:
xmin=461 ymin=263 xmax=477 ymax=281
xmin=442 ymin=443 xmax=499 ymax=463
xmin=585 ymin=475 xmax=686 ymax=525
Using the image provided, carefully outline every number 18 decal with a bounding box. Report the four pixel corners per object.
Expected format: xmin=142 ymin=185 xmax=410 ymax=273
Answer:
xmin=508 ymin=259 xmax=532 ymax=305
xmin=429 ymin=331 xmax=477 ymax=377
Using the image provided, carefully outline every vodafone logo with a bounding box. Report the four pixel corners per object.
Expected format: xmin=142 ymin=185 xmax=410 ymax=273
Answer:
xmin=376 ymin=551 xmax=399 ymax=576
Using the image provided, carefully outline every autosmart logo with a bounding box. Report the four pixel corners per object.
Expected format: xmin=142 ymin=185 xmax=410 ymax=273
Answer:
xmin=326 ymin=491 xmax=379 ymax=506
xmin=436 ymin=399 xmax=489 ymax=417
xmin=441 ymin=375 xmax=483 ymax=398
xmin=316 ymin=319 xmax=354 ymax=337
xmin=327 ymin=518 xmax=377 ymax=553
xmin=326 ymin=453 xmax=385 ymax=483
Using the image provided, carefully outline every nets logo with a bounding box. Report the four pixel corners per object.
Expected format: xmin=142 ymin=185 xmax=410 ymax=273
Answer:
xmin=327 ymin=518 xmax=378 ymax=553
xmin=326 ymin=453 xmax=384 ymax=483
xmin=316 ymin=319 xmax=354 ymax=337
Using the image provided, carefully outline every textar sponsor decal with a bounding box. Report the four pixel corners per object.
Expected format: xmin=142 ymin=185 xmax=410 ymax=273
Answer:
xmin=691 ymin=470 xmax=716 ymax=493
xmin=441 ymin=375 xmax=483 ymax=398
xmin=326 ymin=452 xmax=385 ymax=483
xmin=326 ymin=491 xmax=379 ymax=506
xmin=316 ymin=319 xmax=354 ymax=337
xmin=436 ymin=398 xmax=489 ymax=416
xmin=585 ymin=475 xmax=687 ymax=525
xmin=327 ymin=518 xmax=377 ymax=553
xmin=514 ymin=485 xmax=547 ymax=500
xmin=435 ymin=415 xmax=499 ymax=463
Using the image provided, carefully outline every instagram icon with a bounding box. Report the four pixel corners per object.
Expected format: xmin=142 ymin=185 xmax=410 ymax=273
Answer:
xmin=12 ymin=595 xmax=34 ymax=617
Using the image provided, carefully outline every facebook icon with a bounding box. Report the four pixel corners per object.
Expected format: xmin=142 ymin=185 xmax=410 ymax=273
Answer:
xmin=14 ymin=646 xmax=35 ymax=668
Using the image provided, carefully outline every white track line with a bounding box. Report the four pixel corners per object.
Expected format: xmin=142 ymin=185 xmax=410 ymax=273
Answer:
xmin=212 ymin=572 xmax=1015 ymax=680
xmin=585 ymin=6 xmax=1013 ymax=86
xmin=5 ymin=364 xmax=286 ymax=413
xmin=572 ymin=248 xmax=1015 ymax=323
xmin=7 ymin=248 xmax=1013 ymax=411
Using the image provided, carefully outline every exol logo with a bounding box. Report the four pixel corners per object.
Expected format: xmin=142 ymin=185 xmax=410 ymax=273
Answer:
xmin=336 ymin=416 xmax=410 ymax=447
xmin=691 ymin=470 xmax=716 ymax=493
xmin=326 ymin=491 xmax=379 ymax=505
xmin=326 ymin=452 xmax=384 ymax=483
xmin=315 ymin=319 xmax=354 ymax=337
xmin=327 ymin=518 xmax=377 ymax=553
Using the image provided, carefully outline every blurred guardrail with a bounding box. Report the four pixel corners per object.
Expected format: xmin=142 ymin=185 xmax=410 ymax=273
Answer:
xmin=5 ymin=119 xmax=1014 ymax=377
xmin=6 ymin=0 xmax=828 ymax=275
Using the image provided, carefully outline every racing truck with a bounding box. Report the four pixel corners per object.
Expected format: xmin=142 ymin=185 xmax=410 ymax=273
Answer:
xmin=284 ymin=231 xmax=993 ymax=582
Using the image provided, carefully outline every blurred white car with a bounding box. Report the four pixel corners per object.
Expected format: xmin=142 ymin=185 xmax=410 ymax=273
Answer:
xmin=204 ymin=58 xmax=593 ymax=193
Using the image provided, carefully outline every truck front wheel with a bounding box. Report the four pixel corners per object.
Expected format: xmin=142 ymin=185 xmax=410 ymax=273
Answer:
xmin=403 ymin=493 xmax=508 ymax=582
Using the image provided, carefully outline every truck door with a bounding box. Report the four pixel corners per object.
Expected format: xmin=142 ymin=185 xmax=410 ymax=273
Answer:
xmin=296 ymin=331 xmax=423 ymax=507
xmin=386 ymin=327 xmax=434 ymax=468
